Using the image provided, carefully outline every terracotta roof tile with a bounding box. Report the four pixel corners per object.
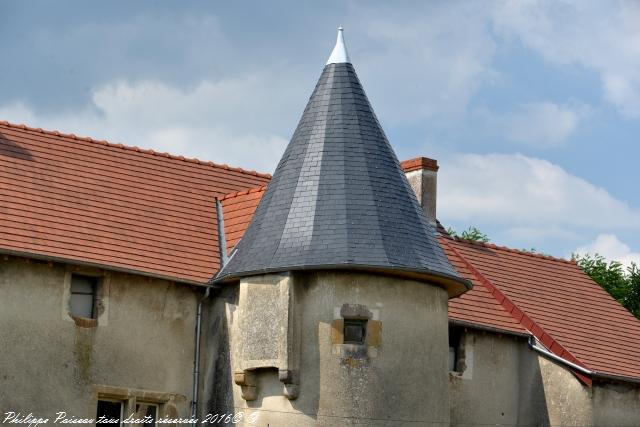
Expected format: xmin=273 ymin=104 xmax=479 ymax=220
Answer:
xmin=0 ymin=120 xmax=272 ymax=178
xmin=0 ymin=120 xmax=270 ymax=283
xmin=219 ymin=186 xmax=266 ymax=252
xmin=444 ymin=237 xmax=640 ymax=381
xmin=440 ymin=237 xmax=527 ymax=335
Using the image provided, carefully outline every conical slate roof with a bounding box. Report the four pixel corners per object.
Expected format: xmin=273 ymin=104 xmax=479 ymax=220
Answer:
xmin=214 ymin=30 xmax=470 ymax=296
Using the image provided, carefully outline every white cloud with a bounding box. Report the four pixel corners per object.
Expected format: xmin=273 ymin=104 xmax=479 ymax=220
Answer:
xmin=350 ymin=0 xmax=640 ymax=126
xmin=492 ymin=0 xmax=640 ymax=118
xmin=352 ymin=2 xmax=499 ymax=124
xmin=439 ymin=153 xmax=640 ymax=229
xmin=479 ymin=101 xmax=589 ymax=147
xmin=575 ymin=234 xmax=640 ymax=269
xmin=0 ymin=3 xmax=503 ymax=171
xmin=0 ymin=75 xmax=297 ymax=172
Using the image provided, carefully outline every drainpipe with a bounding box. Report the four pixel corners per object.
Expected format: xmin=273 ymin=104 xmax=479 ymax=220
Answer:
xmin=191 ymin=287 xmax=210 ymax=422
xmin=191 ymin=198 xmax=228 ymax=422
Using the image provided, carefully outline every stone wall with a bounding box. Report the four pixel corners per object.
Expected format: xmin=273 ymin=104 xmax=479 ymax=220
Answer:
xmin=0 ymin=255 xmax=198 ymax=420
xmin=7 ymin=253 xmax=636 ymax=426
xmin=449 ymin=329 xmax=640 ymax=426
xmin=209 ymin=271 xmax=451 ymax=426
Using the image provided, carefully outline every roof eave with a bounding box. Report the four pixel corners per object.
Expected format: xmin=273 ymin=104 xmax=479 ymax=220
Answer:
xmin=592 ymin=371 xmax=640 ymax=386
xmin=449 ymin=319 xmax=530 ymax=338
xmin=0 ymin=247 xmax=211 ymax=288
xmin=211 ymin=263 xmax=472 ymax=298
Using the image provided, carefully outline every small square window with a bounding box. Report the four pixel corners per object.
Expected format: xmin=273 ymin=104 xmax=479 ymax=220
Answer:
xmin=70 ymin=274 xmax=98 ymax=319
xmin=343 ymin=319 xmax=367 ymax=344
xmin=96 ymin=399 xmax=122 ymax=426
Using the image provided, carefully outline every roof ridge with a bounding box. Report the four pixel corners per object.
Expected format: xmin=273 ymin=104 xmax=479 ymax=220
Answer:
xmin=441 ymin=238 xmax=593 ymax=386
xmin=0 ymin=119 xmax=272 ymax=179
xmin=218 ymin=185 xmax=268 ymax=201
xmin=441 ymin=234 xmax=576 ymax=265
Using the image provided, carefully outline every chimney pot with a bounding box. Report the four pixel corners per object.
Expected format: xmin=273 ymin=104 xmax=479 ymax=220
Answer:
xmin=402 ymin=157 xmax=439 ymax=225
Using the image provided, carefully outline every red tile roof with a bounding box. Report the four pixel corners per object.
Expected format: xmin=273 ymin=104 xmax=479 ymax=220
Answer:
xmin=218 ymin=185 xmax=267 ymax=253
xmin=218 ymin=185 xmax=640 ymax=383
xmin=443 ymin=237 xmax=640 ymax=382
xmin=441 ymin=238 xmax=527 ymax=336
xmin=3 ymin=120 xmax=640 ymax=383
xmin=0 ymin=120 xmax=270 ymax=283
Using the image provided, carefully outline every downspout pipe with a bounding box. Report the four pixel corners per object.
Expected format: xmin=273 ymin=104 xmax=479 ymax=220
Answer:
xmin=191 ymin=198 xmax=228 ymax=423
xmin=191 ymin=286 xmax=210 ymax=422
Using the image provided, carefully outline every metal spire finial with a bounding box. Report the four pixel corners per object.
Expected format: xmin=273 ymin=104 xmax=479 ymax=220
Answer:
xmin=326 ymin=26 xmax=351 ymax=65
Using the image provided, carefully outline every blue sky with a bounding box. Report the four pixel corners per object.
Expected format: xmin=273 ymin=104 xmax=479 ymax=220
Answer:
xmin=2 ymin=1 xmax=640 ymax=264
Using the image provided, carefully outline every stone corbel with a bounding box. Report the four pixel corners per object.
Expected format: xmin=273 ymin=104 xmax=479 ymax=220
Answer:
xmin=235 ymin=274 xmax=301 ymax=401
xmin=234 ymin=370 xmax=257 ymax=401
xmin=278 ymin=369 xmax=299 ymax=400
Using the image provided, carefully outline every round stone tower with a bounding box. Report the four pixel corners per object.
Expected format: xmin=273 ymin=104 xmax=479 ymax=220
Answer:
xmin=212 ymin=28 xmax=471 ymax=426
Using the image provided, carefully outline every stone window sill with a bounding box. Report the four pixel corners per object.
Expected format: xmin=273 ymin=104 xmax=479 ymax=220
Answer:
xmin=71 ymin=315 xmax=98 ymax=328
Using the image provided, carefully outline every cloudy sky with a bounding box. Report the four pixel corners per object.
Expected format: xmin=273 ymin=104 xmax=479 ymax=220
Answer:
xmin=2 ymin=0 xmax=640 ymax=265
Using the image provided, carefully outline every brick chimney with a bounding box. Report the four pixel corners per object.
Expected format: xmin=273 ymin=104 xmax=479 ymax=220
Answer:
xmin=401 ymin=157 xmax=439 ymax=225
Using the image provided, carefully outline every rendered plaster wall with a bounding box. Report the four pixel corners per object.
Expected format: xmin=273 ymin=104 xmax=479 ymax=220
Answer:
xmin=449 ymin=330 xmax=534 ymax=426
xmin=449 ymin=330 xmax=589 ymax=426
xmin=449 ymin=329 xmax=640 ymax=426
xmin=200 ymin=285 xmax=237 ymax=419
xmin=0 ymin=256 xmax=196 ymax=420
xmin=225 ymin=271 xmax=451 ymax=427
xmin=591 ymin=380 xmax=640 ymax=426
xmin=536 ymin=355 xmax=593 ymax=425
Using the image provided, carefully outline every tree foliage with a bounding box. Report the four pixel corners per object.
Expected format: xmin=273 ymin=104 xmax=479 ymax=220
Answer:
xmin=573 ymin=253 xmax=640 ymax=319
xmin=446 ymin=226 xmax=490 ymax=243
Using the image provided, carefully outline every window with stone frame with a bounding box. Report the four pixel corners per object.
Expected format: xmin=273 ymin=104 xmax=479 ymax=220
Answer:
xmin=94 ymin=385 xmax=174 ymax=427
xmin=95 ymin=399 xmax=158 ymax=426
xmin=133 ymin=402 xmax=158 ymax=426
xmin=96 ymin=399 xmax=123 ymax=425
xmin=343 ymin=318 xmax=368 ymax=344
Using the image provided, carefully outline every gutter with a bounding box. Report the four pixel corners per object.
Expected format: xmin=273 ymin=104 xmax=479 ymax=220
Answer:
xmin=527 ymin=336 xmax=640 ymax=385
xmin=449 ymin=319 xmax=530 ymax=339
xmin=0 ymin=247 xmax=205 ymax=287
xmin=191 ymin=198 xmax=228 ymax=422
xmin=528 ymin=336 xmax=592 ymax=376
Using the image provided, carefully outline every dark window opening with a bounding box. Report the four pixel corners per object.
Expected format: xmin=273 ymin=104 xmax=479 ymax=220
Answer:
xmin=135 ymin=403 xmax=158 ymax=426
xmin=70 ymin=274 xmax=98 ymax=319
xmin=449 ymin=326 xmax=463 ymax=372
xmin=96 ymin=400 xmax=122 ymax=425
xmin=344 ymin=319 xmax=367 ymax=344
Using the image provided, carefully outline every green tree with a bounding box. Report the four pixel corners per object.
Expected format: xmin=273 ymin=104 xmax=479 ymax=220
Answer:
xmin=574 ymin=253 xmax=640 ymax=319
xmin=624 ymin=264 xmax=640 ymax=319
xmin=447 ymin=226 xmax=490 ymax=243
